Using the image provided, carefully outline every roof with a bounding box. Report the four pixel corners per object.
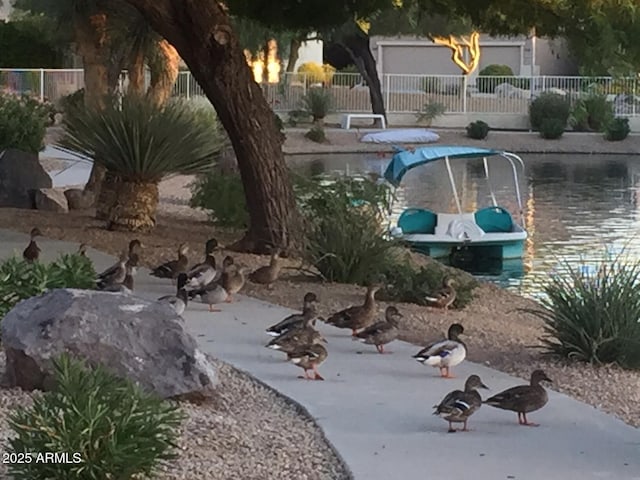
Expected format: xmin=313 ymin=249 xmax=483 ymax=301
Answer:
xmin=383 ymin=145 xmax=504 ymax=186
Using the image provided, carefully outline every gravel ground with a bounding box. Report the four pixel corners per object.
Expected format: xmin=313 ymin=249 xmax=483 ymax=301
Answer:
xmin=0 ymin=350 xmax=349 ymax=480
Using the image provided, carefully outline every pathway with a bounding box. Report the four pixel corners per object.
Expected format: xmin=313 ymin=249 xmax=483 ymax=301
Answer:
xmin=1 ymin=229 xmax=639 ymax=480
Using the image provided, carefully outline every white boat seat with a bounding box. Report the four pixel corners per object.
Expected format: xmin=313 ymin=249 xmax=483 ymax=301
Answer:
xmin=435 ymin=213 xmax=485 ymax=240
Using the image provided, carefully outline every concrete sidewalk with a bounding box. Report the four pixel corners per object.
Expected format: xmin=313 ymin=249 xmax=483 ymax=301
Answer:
xmin=2 ymin=229 xmax=639 ymax=480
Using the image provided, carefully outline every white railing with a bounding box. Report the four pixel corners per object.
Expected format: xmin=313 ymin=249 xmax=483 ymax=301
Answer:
xmin=2 ymin=68 xmax=639 ymax=116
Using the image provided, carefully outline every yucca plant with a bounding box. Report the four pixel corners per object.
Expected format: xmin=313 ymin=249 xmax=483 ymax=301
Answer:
xmin=301 ymin=87 xmax=334 ymax=124
xmin=523 ymin=252 xmax=640 ymax=369
xmin=57 ymin=94 xmax=225 ymax=232
xmin=6 ymin=354 xmax=184 ymax=480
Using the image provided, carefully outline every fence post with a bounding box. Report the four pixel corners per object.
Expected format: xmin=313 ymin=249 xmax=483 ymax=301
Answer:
xmin=462 ymin=75 xmax=467 ymax=114
xmin=384 ymin=74 xmax=390 ymax=111
xmin=39 ymin=69 xmax=45 ymax=102
xmin=186 ymin=72 xmax=191 ymax=99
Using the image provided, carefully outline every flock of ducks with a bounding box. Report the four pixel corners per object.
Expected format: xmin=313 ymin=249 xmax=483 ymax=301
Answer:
xmin=21 ymin=231 xmax=553 ymax=433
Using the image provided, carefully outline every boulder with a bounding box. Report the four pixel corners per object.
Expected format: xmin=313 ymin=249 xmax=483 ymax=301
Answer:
xmin=64 ymin=188 xmax=95 ymax=210
xmin=34 ymin=188 xmax=69 ymax=213
xmin=1 ymin=289 xmax=218 ymax=400
xmin=0 ymin=148 xmax=52 ymax=208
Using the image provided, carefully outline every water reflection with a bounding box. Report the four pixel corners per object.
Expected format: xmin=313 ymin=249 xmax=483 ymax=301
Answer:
xmin=286 ymin=153 xmax=640 ymax=300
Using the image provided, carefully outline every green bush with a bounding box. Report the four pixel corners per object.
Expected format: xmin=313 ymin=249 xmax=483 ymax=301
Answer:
xmin=0 ymin=93 xmax=51 ymax=153
xmin=0 ymin=253 xmax=96 ymax=320
xmin=530 ymin=92 xmax=570 ymax=131
xmin=301 ymin=87 xmax=333 ymax=123
xmin=304 ymin=126 xmax=326 ymax=143
xmin=190 ymin=168 xmax=249 ymax=228
xmin=605 ymin=117 xmax=630 ymax=141
xmin=416 ymin=101 xmax=446 ymax=126
xmin=466 ymin=120 xmax=490 ymax=140
xmin=479 ymin=64 xmax=514 ymax=77
xmin=570 ymin=93 xmax=614 ymax=132
xmin=476 ymin=64 xmax=513 ymax=94
xmin=539 ymin=118 xmax=565 ymax=139
xmin=523 ymin=253 xmax=640 ymax=369
xmin=6 ymin=354 xmax=184 ymax=479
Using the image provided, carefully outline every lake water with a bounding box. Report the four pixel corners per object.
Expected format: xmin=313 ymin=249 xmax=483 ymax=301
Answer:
xmin=286 ymin=152 xmax=640 ymax=300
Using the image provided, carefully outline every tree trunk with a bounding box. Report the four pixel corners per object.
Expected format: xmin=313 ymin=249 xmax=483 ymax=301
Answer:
xmin=74 ymin=12 xmax=110 ymax=202
xmin=337 ymin=33 xmax=386 ymax=126
xmin=147 ymin=39 xmax=180 ymax=106
xmin=95 ymin=170 xmax=120 ymax=221
xmin=127 ymin=48 xmax=146 ymax=95
xmin=107 ymin=180 xmax=159 ymax=232
xmin=124 ymin=0 xmax=299 ymax=254
xmin=286 ymin=38 xmax=301 ymax=73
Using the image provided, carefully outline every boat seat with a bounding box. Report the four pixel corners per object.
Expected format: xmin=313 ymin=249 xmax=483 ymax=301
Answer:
xmin=435 ymin=213 xmax=484 ymax=240
xmin=398 ymin=208 xmax=437 ymax=234
xmin=474 ymin=206 xmax=514 ymax=233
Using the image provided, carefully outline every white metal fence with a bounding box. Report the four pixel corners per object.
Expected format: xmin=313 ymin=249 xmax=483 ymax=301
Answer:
xmin=2 ymin=68 xmax=640 ymax=116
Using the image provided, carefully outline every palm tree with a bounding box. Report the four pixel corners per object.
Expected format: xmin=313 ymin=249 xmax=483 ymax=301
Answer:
xmin=57 ymin=94 xmax=225 ymax=231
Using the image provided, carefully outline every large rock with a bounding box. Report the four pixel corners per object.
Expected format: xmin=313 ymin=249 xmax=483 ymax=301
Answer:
xmin=1 ymin=289 xmax=218 ymax=400
xmin=34 ymin=188 xmax=69 ymax=213
xmin=0 ymin=148 xmax=52 ymax=208
xmin=64 ymin=188 xmax=95 ymax=210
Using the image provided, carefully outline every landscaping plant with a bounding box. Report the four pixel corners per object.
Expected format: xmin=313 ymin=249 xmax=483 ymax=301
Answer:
xmin=0 ymin=93 xmax=51 ymax=154
xmin=301 ymin=87 xmax=334 ymax=124
xmin=304 ymin=126 xmax=326 ymax=143
xmin=529 ymin=92 xmax=570 ymax=132
xmin=6 ymin=354 xmax=184 ymax=480
xmin=539 ymin=117 xmax=566 ymax=139
xmin=466 ymin=120 xmax=490 ymax=140
xmin=476 ymin=64 xmax=514 ymax=94
xmin=416 ymin=101 xmax=446 ymax=126
xmin=190 ymin=168 xmax=250 ymax=228
xmin=523 ymin=252 xmax=640 ymax=369
xmin=569 ymin=92 xmax=614 ymax=131
xmin=605 ymin=117 xmax=630 ymax=141
xmin=0 ymin=253 xmax=96 ymax=321
xmin=58 ymin=94 xmax=225 ymax=232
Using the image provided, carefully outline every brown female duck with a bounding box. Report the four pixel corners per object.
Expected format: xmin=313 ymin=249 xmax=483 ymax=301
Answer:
xmin=96 ymin=251 xmax=129 ymax=290
xmin=266 ymin=316 xmax=325 ymax=355
xmin=23 ymin=227 xmax=42 ymax=262
xmin=353 ymin=305 xmax=402 ymax=354
xmin=434 ymin=374 xmax=489 ymax=433
xmin=324 ymin=283 xmax=382 ymax=335
xmin=266 ymin=292 xmax=319 ymax=337
xmin=222 ymin=265 xmax=250 ymax=302
xmin=150 ymin=243 xmax=189 ymax=282
xmin=425 ymin=277 xmax=457 ymax=310
xmin=483 ymin=369 xmax=552 ymax=426
xmin=248 ymin=249 xmax=283 ymax=287
xmin=288 ymin=343 xmax=328 ymax=381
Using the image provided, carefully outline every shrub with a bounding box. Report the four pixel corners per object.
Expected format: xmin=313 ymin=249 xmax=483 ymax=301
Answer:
xmin=297 ymin=62 xmax=335 ymax=85
xmin=523 ymin=253 xmax=640 ymax=369
xmin=6 ymin=354 xmax=184 ymax=479
xmin=529 ymin=92 xmax=570 ymax=131
xmin=304 ymin=126 xmax=326 ymax=143
xmin=301 ymin=87 xmax=333 ymax=123
xmin=605 ymin=117 xmax=630 ymax=141
xmin=539 ymin=118 xmax=565 ymax=139
xmin=476 ymin=64 xmax=514 ymax=93
xmin=190 ymin=168 xmax=249 ymax=228
xmin=287 ymin=109 xmax=311 ymax=127
xmin=416 ymin=101 xmax=446 ymax=126
xmin=0 ymin=253 xmax=96 ymax=321
xmin=0 ymin=93 xmax=50 ymax=153
xmin=570 ymin=93 xmax=614 ymax=132
xmin=466 ymin=120 xmax=490 ymax=140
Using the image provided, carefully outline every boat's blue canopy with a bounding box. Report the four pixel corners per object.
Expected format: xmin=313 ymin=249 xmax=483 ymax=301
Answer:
xmin=383 ymin=145 xmax=504 ymax=186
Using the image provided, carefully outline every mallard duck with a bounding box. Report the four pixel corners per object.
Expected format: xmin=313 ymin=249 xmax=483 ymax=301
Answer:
xmin=77 ymin=243 xmax=88 ymax=257
xmin=353 ymin=305 xmax=402 ymax=354
xmin=483 ymin=369 xmax=552 ymax=427
xmin=150 ymin=243 xmax=189 ymax=283
xmin=23 ymin=227 xmax=42 ymax=262
xmin=221 ymin=266 xmax=250 ymax=302
xmin=185 ymin=252 xmax=217 ymax=290
xmin=187 ymin=255 xmax=234 ymax=306
xmin=248 ymin=249 xmax=283 ymax=287
xmin=158 ymin=273 xmax=189 ymax=316
xmin=266 ymin=292 xmax=319 ymax=337
xmin=101 ymin=264 xmax=135 ymax=293
xmin=425 ymin=277 xmax=457 ymax=310
xmin=212 ymin=255 xmax=235 ymax=285
xmin=413 ymin=323 xmax=466 ymax=378
xmin=324 ymin=283 xmax=381 ymax=335
xmin=96 ymin=251 xmax=128 ymax=290
xmin=288 ymin=343 xmax=328 ymax=381
xmin=434 ymin=374 xmax=489 ymax=433
xmin=98 ymin=239 xmax=141 ymax=282
xmin=266 ymin=321 xmax=326 ymax=354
